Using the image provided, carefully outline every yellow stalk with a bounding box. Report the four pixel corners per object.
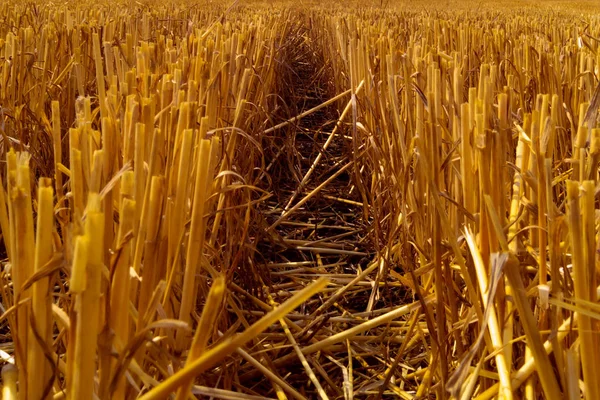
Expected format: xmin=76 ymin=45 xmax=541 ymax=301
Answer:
xmin=134 ymin=122 xmax=146 ymax=231
xmin=69 ymin=235 xmax=90 ymax=294
xmin=138 ymin=176 xmax=164 ymax=325
xmin=27 ymin=179 xmax=54 ymax=400
xmin=167 ymin=128 xmax=193 ymax=278
xmin=505 ymin=130 xmax=527 ymax=367
xmin=460 ymin=102 xmax=474 ymax=221
xmin=1 ymin=364 xmax=17 ymax=400
xmin=109 ymin=197 xmax=136 ymax=397
xmin=70 ymin=194 xmax=105 ymax=400
xmin=567 ymin=180 xmax=600 ymax=400
xmin=70 ymin=145 xmax=85 ymax=219
xmin=10 ymin=152 xmax=35 ymax=399
xmin=93 ymin=33 xmax=107 ymax=120
xmin=51 ymin=101 xmax=65 ymax=224
xmin=174 ymin=275 xmax=226 ymax=400
xmin=176 ymin=138 xmax=213 ymax=350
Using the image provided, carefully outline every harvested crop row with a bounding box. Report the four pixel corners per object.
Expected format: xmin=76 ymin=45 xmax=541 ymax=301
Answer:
xmin=0 ymin=2 xmax=305 ymax=399
xmin=307 ymin=6 xmax=600 ymax=399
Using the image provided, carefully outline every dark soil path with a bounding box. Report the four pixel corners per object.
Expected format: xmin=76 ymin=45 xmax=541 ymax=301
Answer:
xmin=247 ymin=16 xmax=383 ymax=398
xmin=261 ymin=20 xmax=370 ymax=298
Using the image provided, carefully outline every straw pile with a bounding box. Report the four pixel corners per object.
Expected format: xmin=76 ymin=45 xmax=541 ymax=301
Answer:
xmin=0 ymin=0 xmax=600 ymax=399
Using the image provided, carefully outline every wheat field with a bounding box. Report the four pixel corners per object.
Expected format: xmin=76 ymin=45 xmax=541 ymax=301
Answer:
xmin=0 ymin=0 xmax=599 ymax=399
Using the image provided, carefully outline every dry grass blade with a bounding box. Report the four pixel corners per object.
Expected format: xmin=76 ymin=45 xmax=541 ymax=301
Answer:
xmin=263 ymin=89 xmax=353 ymax=134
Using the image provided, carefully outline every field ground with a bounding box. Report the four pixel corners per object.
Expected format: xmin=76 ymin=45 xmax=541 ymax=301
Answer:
xmin=0 ymin=0 xmax=600 ymax=399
